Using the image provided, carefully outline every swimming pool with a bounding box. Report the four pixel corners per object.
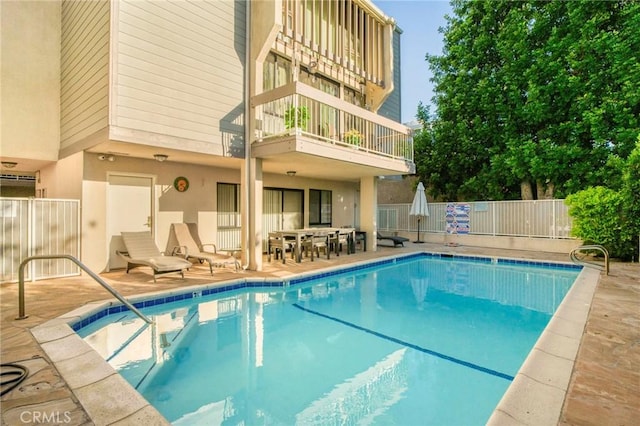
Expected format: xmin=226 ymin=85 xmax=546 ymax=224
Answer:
xmin=76 ymin=253 xmax=581 ymax=425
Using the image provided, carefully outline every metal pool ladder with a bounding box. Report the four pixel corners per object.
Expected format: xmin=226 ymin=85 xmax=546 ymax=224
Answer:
xmin=570 ymin=245 xmax=610 ymax=275
xmin=16 ymin=254 xmax=153 ymax=324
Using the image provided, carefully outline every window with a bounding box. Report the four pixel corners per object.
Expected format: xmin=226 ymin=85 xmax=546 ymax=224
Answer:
xmin=263 ymin=53 xmax=291 ymax=91
xmin=217 ymin=183 xmax=241 ymax=249
xmin=217 ymin=183 xmax=240 ymax=226
xmin=344 ymin=86 xmax=364 ymax=108
xmin=309 ymin=189 xmax=332 ymax=226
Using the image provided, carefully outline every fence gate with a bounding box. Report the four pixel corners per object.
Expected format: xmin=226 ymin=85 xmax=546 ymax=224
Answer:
xmin=1 ymin=198 xmax=80 ymax=283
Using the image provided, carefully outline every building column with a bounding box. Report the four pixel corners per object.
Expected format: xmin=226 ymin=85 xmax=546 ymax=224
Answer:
xmin=359 ymin=176 xmax=378 ymax=251
xmin=242 ymin=158 xmax=264 ymax=271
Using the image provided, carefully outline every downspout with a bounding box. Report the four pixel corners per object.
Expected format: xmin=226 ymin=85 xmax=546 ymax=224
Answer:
xmin=242 ymin=0 xmax=251 ymax=270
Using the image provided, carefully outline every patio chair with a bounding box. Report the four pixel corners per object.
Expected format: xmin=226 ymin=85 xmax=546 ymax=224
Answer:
xmin=267 ymin=232 xmax=297 ymax=264
xmin=332 ymin=228 xmax=354 ymax=255
xmin=117 ymin=231 xmax=192 ymax=282
xmin=168 ymin=223 xmax=240 ymax=274
xmin=302 ymin=232 xmax=331 ymax=261
xmin=376 ymin=232 xmax=409 ymax=247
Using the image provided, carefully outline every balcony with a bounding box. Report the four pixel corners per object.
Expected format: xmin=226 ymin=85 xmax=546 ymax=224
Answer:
xmin=251 ymin=82 xmax=414 ymax=180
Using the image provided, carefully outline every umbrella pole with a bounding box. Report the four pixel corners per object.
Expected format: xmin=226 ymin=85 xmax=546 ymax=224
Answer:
xmin=414 ymin=218 xmax=424 ymax=243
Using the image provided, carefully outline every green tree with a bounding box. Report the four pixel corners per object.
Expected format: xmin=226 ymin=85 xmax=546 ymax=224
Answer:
xmin=418 ymin=0 xmax=640 ymax=201
xmin=417 ymin=1 xmax=522 ymax=201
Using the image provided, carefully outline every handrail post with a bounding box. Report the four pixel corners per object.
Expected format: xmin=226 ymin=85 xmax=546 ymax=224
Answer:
xmin=16 ymin=255 xmax=153 ymax=324
xmin=17 ymin=265 xmax=28 ymax=320
xmin=570 ymin=245 xmax=609 ymax=275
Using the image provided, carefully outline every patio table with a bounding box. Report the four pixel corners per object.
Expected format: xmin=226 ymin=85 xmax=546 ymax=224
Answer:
xmin=278 ymin=227 xmax=355 ymax=262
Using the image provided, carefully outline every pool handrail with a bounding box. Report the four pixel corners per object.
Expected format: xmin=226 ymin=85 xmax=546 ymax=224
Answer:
xmin=16 ymin=254 xmax=153 ymax=324
xmin=570 ymin=245 xmax=609 ymax=275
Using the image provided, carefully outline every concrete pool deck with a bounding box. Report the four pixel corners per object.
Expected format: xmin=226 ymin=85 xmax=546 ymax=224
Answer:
xmin=1 ymin=243 xmax=638 ymax=425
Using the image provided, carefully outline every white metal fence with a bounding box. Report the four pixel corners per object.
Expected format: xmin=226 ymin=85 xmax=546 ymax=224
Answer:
xmin=1 ymin=198 xmax=80 ymax=283
xmin=1 ymin=197 xmax=573 ymax=283
xmin=378 ymin=199 xmax=573 ymax=239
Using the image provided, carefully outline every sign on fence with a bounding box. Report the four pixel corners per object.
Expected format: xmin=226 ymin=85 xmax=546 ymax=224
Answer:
xmin=446 ymin=203 xmax=470 ymax=234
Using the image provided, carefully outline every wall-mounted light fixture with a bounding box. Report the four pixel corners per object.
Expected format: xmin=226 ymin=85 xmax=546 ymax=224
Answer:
xmin=286 ymin=171 xmax=296 ymax=177
xmin=98 ymin=154 xmax=115 ymax=162
xmin=308 ymin=59 xmax=318 ymax=75
xmin=1 ymin=161 xmax=17 ymax=169
xmin=154 ymin=154 xmax=169 ymax=162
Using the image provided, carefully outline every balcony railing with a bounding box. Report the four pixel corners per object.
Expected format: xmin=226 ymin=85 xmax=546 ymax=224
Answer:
xmin=252 ymin=82 xmax=413 ymax=162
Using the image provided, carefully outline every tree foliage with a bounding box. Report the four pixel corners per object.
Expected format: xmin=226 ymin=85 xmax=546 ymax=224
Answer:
xmin=416 ymin=0 xmax=640 ymax=201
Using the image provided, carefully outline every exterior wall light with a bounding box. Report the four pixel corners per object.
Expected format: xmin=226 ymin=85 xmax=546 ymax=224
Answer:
xmin=1 ymin=161 xmax=18 ymax=168
xmin=308 ymin=60 xmax=318 ymax=74
xmin=98 ymin=154 xmax=115 ymax=162
xmin=286 ymin=171 xmax=296 ymax=177
xmin=154 ymin=154 xmax=169 ymax=162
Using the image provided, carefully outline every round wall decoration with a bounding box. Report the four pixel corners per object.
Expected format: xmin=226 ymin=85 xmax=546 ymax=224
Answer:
xmin=174 ymin=176 xmax=189 ymax=192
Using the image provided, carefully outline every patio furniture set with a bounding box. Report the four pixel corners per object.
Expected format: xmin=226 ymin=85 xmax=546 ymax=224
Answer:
xmin=267 ymin=227 xmax=358 ymax=264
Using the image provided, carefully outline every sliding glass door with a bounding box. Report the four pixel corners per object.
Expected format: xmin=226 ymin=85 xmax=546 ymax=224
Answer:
xmin=263 ymin=188 xmax=304 ymax=251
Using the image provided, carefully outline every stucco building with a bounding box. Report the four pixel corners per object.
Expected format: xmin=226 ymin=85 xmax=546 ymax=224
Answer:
xmin=1 ymin=0 xmax=413 ymax=272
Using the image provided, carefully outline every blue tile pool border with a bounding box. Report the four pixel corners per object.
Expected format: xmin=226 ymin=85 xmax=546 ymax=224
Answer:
xmin=70 ymin=251 xmax=582 ymax=332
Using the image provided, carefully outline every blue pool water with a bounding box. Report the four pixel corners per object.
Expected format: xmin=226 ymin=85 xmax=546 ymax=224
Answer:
xmin=78 ymin=254 xmax=581 ymax=425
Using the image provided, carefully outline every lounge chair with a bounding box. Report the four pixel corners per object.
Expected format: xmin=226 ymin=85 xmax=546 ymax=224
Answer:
xmin=377 ymin=232 xmax=410 ymax=247
xmin=117 ymin=231 xmax=192 ymax=282
xmin=168 ymin=223 xmax=240 ymax=274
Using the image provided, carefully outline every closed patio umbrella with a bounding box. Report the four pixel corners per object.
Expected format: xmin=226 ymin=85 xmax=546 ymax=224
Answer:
xmin=409 ymin=182 xmax=429 ymax=243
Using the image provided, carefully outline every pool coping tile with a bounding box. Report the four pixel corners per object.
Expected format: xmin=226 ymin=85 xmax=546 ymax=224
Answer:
xmin=39 ymin=333 xmax=94 ymax=363
xmin=488 ymin=373 xmax=568 ymax=425
xmin=518 ymin=347 xmax=575 ymax=390
xmin=73 ymin=373 xmax=161 ymax=426
xmin=55 ymin=348 xmax=119 ymax=390
xmin=31 ymin=321 xmax=76 ymax=344
xmin=533 ymin=327 xmax=581 ymax=361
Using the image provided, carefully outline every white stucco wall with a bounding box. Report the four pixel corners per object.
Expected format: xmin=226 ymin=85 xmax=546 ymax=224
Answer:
xmin=37 ymin=153 xmax=84 ymax=200
xmin=80 ymin=155 xmax=242 ymax=271
xmin=1 ymin=0 xmax=60 ymax=161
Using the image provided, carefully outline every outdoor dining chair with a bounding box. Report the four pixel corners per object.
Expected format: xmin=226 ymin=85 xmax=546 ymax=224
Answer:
xmin=267 ymin=232 xmax=297 ymax=264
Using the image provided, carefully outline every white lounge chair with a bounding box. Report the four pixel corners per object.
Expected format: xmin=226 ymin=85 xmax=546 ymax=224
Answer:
xmin=117 ymin=231 xmax=192 ymax=282
xmin=168 ymin=223 xmax=239 ymax=274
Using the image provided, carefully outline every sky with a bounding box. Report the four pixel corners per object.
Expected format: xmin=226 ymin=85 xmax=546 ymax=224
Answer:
xmin=375 ymin=1 xmax=453 ymax=123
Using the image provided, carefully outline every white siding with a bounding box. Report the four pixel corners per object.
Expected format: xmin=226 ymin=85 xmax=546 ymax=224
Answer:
xmin=113 ymin=0 xmax=246 ymax=153
xmin=60 ymin=0 xmax=110 ymax=149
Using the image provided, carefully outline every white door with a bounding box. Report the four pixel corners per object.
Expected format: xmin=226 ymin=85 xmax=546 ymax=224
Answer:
xmin=107 ymin=174 xmax=154 ymax=270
